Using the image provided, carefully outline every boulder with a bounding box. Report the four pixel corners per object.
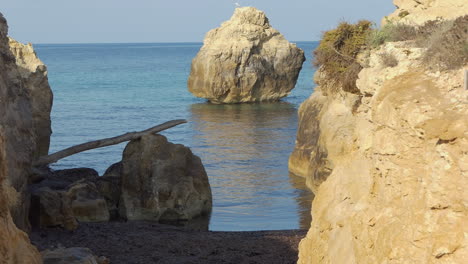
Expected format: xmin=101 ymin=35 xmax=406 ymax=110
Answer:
xmin=188 ymin=7 xmax=305 ymax=103
xmin=96 ymin=167 xmax=121 ymax=220
xmin=29 ymin=168 xmax=110 ymax=227
xmin=9 ymin=37 xmax=53 ymax=160
xmin=30 ymin=187 xmax=78 ymax=230
xmin=119 ymin=134 xmax=212 ymax=222
xmin=67 ymin=182 xmax=110 ymax=223
xmin=42 ymin=247 xmax=108 ymax=264
xmin=0 ymin=11 xmax=42 ymax=263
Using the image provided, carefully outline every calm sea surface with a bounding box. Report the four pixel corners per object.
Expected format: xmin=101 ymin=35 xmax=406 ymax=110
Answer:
xmin=35 ymin=42 xmax=318 ymax=231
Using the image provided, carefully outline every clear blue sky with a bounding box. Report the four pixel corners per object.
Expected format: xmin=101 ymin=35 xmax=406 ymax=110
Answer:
xmin=2 ymin=0 xmax=395 ymax=44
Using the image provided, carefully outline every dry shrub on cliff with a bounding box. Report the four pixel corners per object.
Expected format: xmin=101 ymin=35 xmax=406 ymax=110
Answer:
xmin=419 ymin=15 xmax=468 ymax=70
xmin=367 ymin=21 xmax=417 ymax=48
xmin=314 ymin=20 xmax=373 ymax=94
xmin=379 ymin=52 xmax=399 ymax=67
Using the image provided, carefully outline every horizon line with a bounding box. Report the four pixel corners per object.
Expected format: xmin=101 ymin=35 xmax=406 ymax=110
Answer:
xmin=31 ymin=40 xmax=319 ymax=45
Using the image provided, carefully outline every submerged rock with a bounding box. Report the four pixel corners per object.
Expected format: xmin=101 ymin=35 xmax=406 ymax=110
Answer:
xmin=188 ymin=7 xmax=305 ymax=103
xmin=119 ymin=134 xmax=212 ymax=222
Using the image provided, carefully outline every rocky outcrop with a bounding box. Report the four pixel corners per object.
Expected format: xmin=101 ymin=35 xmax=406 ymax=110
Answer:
xmin=288 ymin=70 xmax=359 ymax=193
xmin=294 ymin=35 xmax=468 ymax=264
xmin=30 ymin=168 xmax=110 ymax=228
xmin=8 ymin=38 xmax=53 ymax=160
xmin=386 ymin=0 xmax=468 ymax=25
xmin=119 ymin=134 xmax=212 ymax=223
xmin=0 ymin=11 xmax=42 ymax=263
xmin=188 ymin=7 xmax=305 ymax=103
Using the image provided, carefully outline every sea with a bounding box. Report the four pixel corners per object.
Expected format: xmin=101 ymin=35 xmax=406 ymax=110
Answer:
xmin=34 ymin=42 xmax=318 ymax=231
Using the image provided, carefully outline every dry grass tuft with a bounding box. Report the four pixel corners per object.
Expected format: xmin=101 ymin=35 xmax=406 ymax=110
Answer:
xmin=313 ymin=20 xmax=373 ymax=94
xmin=379 ymin=52 xmax=399 ymax=67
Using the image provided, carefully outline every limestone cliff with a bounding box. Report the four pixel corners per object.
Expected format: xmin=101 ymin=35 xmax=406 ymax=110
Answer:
xmin=386 ymin=0 xmax=467 ymax=25
xmin=8 ymin=38 xmax=53 ymax=160
xmin=292 ymin=4 xmax=468 ymax=264
xmin=188 ymin=7 xmax=305 ymax=103
xmin=0 ymin=12 xmax=42 ymax=264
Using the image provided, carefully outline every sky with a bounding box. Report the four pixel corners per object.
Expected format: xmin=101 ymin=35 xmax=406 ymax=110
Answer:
xmin=1 ymin=0 xmax=396 ymax=44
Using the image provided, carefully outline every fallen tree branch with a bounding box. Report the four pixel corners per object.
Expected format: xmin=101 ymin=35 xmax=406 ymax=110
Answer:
xmin=34 ymin=119 xmax=187 ymax=167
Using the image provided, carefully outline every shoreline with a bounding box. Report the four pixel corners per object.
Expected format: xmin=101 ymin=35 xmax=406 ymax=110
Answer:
xmin=31 ymin=221 xmax=307 ymax=264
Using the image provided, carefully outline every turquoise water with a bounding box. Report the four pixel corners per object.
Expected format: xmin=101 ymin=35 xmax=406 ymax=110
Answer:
xmin=35 ymin=42 xmax=317 ymax=231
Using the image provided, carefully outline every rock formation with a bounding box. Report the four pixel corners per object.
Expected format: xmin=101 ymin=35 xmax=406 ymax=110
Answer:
xmin=30 ymin=187 xmax=78 ymax=230
xmin=386 ymin=0 xmax=468 ymax=25
xmin=29 ymin=168 xmax=110 ymax=229
xmin=119 ymin=134 xmax=212 ymax=223
xmin=188 ymin=7 xmax=305 ymax=103
xmin=67 ymin=182 xmax=110 ymax=223
xmin=8 ymin=38 xmax=53 ymax=160
xmin=0 ymin=12 xmax=42 ymax=264
xmin=293 ymin=3 xmax=468 ymax=263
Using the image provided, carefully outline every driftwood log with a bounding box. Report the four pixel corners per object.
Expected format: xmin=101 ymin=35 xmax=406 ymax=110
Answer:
xmin=34 ymin=119 xmax=187 ymax=167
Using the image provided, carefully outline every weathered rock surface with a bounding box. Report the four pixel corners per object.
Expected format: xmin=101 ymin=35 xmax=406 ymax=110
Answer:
xmin=42 ymin=247 xmax=106 ymax=264
xmin=188 ymin=7 xmax=305 ymax=103
xmin=0 ymin=11 xmax=42 ymax=263
xmin=294 ymin=40 xmax=468 ymax=263
xmin=67 ymin=182 xmax=110 ymax=223
xmin=30 ymin=187 xmax=78 ymax=230
xmin=8 ymin=37 xmax=53 ymax=160
xmin=119 ymin=134 xmax=212 ymax=222
xmin=29 ymin=168 xmax=110 ymax=228
xmin=386 ymin=0 xmax=468 ymax=25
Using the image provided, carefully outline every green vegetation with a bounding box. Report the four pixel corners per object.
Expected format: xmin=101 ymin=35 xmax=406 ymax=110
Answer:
xmin=367 ymin=22 xmax=416 ymax=48
xmin=313 ymin=20 xmax=373 ymax=94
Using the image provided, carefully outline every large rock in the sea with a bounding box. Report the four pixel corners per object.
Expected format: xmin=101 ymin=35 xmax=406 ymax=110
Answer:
xmin=119 ymin=134 xmax=212 ymax=222
xmin=188 ymin=7 xmax=305 ymax=103
xmin=0 ymin=12 xmax=42 ymax=263
xmin=8 ymin=37 xmax=53 ymax=160
xmin=295 ymin=32 xmax=468 ymax=264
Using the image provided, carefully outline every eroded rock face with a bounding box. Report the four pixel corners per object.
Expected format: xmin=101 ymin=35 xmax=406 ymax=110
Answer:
xmin=288 ymin=71 xmax=360 ymax=193
xmin=188 ymin=7 xmax=305 ymax=103
xmin=295 ymin=41 xmax=468 ymax=263
xmin=0 ymin=12 xmax=42 ymax=263
xmin=119 ymin=134 xmax=212 ymax=222
xmin=386 ymin=0 xmax=468 ymax=25
xmin=8 ymin=38 xmax=53 ymax=160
